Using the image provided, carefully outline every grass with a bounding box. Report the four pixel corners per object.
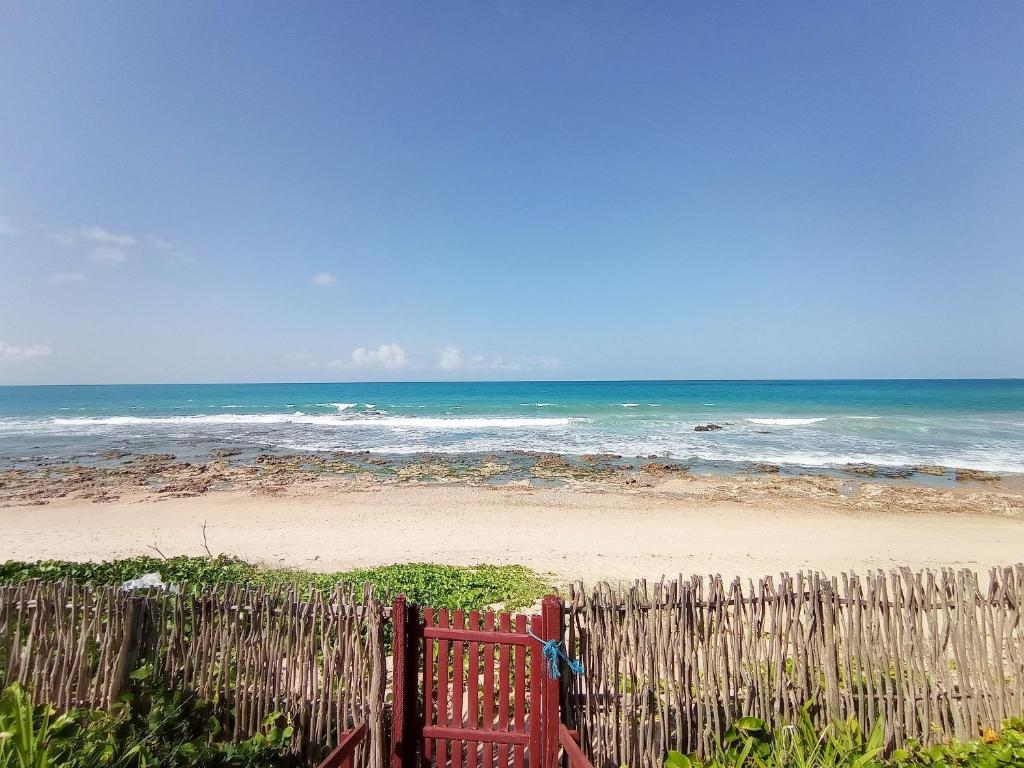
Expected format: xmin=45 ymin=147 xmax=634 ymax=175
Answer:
xmin=0 ymin=556 xmax=550 ymax=611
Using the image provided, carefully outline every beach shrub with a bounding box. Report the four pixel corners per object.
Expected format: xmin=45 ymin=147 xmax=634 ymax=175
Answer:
xmin=664 ymin=708 xmax=1024 ymax=768
xmin=0 ymin=556 xmax=549 ymax=610
xmin=0 ymin=677 xmax=296 ymax=768
xmin=0 ymin=683 xmax=79 ymax=768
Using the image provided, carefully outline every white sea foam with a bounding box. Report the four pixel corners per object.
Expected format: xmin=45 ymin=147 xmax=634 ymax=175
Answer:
xmin=745 ymin=417 xmax=827 ymax=426
xmin=621 ymin=403 xmax=639 ymax=408
xmin=331 ymin=403 xmax=356 ymax=411
xmin=43 ymin=414 xmax=575 ymax=430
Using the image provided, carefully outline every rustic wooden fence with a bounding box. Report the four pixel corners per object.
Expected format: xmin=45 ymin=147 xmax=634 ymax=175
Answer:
xmin=0 ymin=580 xmax=387 ymax=768
xmin=564 ymin=566 xmax=1024 ymax=768
xmin=5 ymin=567 xmax=1024 ymax=768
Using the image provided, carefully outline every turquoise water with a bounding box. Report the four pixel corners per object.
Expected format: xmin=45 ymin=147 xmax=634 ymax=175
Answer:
xmin=1 ymin=380 xmax=1022 ymax=473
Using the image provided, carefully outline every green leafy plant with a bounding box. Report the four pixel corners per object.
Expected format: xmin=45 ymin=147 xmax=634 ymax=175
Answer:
xmin=0 ymin=683 xmax=77 ymax=768
xmin=0 ymin=676 xmax=298 ymax=768
xmin=664 ymin=708 xmax=1024 ymax=768
xmin=887 ymin=717 xmax=1024 ymax=767
xmin=0 ymin=557 xmax=549 ymax=610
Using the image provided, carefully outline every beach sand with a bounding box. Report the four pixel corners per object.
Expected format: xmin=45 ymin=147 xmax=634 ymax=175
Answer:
xmin=3 ymin=466 xmax=1023 ymax=584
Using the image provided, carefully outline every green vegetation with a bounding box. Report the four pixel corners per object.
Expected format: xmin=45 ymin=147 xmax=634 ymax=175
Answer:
xmin=665 ymin=708 xmax=1024 ymax=768
xmin=0 ymin=556 xmax=549 ymax=610
xmin=0 ymin=677 xmax=296 ymax=768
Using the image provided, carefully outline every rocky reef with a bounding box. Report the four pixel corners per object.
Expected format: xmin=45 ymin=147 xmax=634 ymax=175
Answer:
xmin=1 ymin=449 xmax=1020 ymax=520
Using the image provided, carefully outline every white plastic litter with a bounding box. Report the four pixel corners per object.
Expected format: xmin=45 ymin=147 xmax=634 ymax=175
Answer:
xmin=120 ymin=572 xmax=168 ymax=591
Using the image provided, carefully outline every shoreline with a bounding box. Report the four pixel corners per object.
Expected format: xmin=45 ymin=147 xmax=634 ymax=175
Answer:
xmin=3 ymin=452 xmax=1023 ymax=583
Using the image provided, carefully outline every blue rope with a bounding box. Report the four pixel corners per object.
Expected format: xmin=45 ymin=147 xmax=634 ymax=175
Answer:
xmin=528 ymin=629 xmax=584 ymax=679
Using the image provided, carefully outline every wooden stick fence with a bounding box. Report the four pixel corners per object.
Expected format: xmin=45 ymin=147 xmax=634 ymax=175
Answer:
xmin=5 ymin=566 xmax=1024 ymax=768
xmin=0 ymin=580 xmax=387 ymax=768
xmin=564 ymin=566 xmax=1024 ymax=768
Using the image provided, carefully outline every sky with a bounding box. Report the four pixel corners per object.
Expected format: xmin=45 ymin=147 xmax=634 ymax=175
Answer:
xmin=1 ymin=2 xmax=1023 ymax=385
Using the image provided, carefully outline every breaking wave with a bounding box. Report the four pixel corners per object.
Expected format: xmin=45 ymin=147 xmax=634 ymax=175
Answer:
xmin=38 ymin=414 xmax=576 ymax=430
xmin=745 ymin=417 xmax=828 ymax=426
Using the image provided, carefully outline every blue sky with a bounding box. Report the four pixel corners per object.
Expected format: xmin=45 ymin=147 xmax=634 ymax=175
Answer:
xmin=1 ymin=2 xmax=1022 ymax=384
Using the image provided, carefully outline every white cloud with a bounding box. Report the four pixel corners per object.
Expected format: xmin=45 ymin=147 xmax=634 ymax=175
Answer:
xmin=0 ymin=340 xmax=52 ymax=362
xmin=329 ymin=343 xmax=409 ymax=370
xmin=436 ymin=343 xmax=562 ymax=373
xmin=50 ymin=271 xmax=88 ymax=283
xmin=0 ymin=217 xmax=19 ymax=236
xmin=88 ymin=246 xmax=129 ymax=266
xmin=312 ymin=272 xmax=336 ymax=287
xmin=438 ymin=343 xmax=465 ymax=370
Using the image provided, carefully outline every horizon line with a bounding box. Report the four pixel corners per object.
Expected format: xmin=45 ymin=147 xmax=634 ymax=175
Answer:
xmin=1 ymin=376 xmax=1022 ymax=388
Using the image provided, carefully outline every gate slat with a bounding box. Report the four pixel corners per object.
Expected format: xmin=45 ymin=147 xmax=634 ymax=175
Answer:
xmin=483 ymin=612 xmax=496 ymax=768
xmin=513 ymin=615 xmax=527 ymax=768
xmin=499 ymin=613 xmax=512 ymax=768
xmin=467 ymin=611 xmax=481 ymax=768
xmin=529 ymin=614 xmax=542 ymax=768
xmin=424 ymin=607 xmax=435 ymax=768
xmin=453 ymin=610 xmax=465 ymax=768
xmin=438 ymin=609 xmax=451 ymax=768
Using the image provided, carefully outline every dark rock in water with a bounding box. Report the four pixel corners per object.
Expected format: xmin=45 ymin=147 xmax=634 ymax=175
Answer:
xmin=914 ymin=465 xmax=947 ymax=477
xmin=843 ymin=463 xmax=913 ymax=479
xmin=694 ymin=424 xmax=722 ymax=432
xmin=750 ymin=463 xmax=781 ymax=474
xmin=640 ymin=462 xmax=688 ymax=476
xmin=581 ymin=453 xmax=621 ymax=462
xmin=879 ymin=466 xmax=914 ymax=479
xmin=842 ymin=463 xmax=878 ymax=477
xmin=99 ymin=450 xmax=131 ymax=460
xmin=210 ymin=448 xmax=242 ymax=458
xmin=955 ymin=468 xmax=1001 ymax=482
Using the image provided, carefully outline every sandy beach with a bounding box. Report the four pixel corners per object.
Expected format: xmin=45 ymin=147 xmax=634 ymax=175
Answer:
xmin=3 ymin=457 xmax=1023 ymax=583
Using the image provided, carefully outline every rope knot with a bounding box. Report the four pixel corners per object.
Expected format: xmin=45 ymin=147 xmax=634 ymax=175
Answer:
xmin=528 ymin=630 xmax=584 ymax=678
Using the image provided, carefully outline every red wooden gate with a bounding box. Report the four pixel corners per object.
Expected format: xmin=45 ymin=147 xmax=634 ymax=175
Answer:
xmin=390 ymin=596 xmax=563 ymax=768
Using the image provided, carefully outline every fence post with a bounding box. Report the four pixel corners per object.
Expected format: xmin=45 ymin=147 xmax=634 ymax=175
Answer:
xmin=108 ymin=596 xmax=146 ymax=706
xmin=391 ymin=595 xmax=408 ymax=768
xmin=541 ymin=595 xmax=563 ymax=768
xmin=390 ymin=595 xmax=420 ymax=768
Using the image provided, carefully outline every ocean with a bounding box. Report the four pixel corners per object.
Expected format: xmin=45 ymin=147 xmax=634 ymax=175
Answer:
xmin=1 ymin=380 xmax=1022 ymax=474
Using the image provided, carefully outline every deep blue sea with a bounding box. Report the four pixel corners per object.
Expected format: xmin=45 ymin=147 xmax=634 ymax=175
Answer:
xmin=1 ymin=380 xmax=1022 ymax=473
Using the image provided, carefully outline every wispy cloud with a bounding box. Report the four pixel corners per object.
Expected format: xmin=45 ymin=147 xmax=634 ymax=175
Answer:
xmin=0 ymin=340 xmax=52 ymax=362
xmin=329 ymin=343 xmax=409 ymax=370
xmin=88 ymin=246 xmax=129 ymax=266
xmin=52 ymin=225 xmax=137 ymax=249
xmin=49 ymin=271 xmax=88 ymax=283
xmin=312 ymin=272 xmax=336 ymax=287
xmin=147 ymin=236 xmax=195 ymax=264
xmin=1 ymin=215 xmax=195 ymax=267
